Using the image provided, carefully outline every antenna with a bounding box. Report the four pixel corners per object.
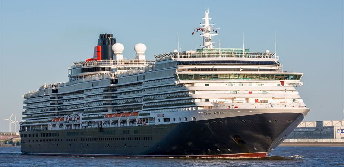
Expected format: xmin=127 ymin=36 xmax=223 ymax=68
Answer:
xmin=275 ymin=31 xmax=277 ymax=58
xmin=177 ymin=31 xmax=180 ymax=52
xmin=242 ymin=32 xmax=245 ymax=56
xmin=342 ymin=41 xmax=344 ymax=120
xmin=219 ymin=39 xmax=222 ymax=56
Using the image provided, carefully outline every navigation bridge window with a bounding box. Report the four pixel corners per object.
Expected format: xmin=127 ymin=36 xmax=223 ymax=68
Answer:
xmin=178 ymin=74 xmax=301 ymax=80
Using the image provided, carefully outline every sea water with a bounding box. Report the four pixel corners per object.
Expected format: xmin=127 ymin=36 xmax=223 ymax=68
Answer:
xmin=0 ymin=147 xmax=343 ymax=167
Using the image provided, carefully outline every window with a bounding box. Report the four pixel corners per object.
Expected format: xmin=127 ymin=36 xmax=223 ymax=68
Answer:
xmin=178 ymin=73 xmax=301 ymax=80
xmin=205 ymin=99 xmax=209 ymax=102
xmin=164 ymin=118 xmax=170 ymax=122
xmin=184 ymin=117 xmax=187 ymax=121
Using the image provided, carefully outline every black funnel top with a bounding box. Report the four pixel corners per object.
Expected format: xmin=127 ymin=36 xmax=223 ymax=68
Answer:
xmin=98 ymin=34 xmax=116 ymax=60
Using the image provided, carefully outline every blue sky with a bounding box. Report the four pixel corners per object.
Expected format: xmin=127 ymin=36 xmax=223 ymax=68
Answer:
xmin=0 ymin=0 xmax=343 ymax=132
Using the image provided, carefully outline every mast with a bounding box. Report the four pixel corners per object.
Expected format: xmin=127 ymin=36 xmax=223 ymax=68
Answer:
xmin=177 ymin=31 xmax=180 ymax=52
xmin=197 ymin=9 xmax=218 ymax=49
xmin=275 ymin=31 xmax=277 ymax=58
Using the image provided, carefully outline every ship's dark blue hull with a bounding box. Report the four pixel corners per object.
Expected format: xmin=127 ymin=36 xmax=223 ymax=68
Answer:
xmin=21 ymin=112 xmax=304 ymax=157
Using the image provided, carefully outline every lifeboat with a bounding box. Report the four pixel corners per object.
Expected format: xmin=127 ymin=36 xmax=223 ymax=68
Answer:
xmin=106 ymin=114 xmax=116 ymax=118
xmin=52 ymin=118 xmax=60 ymax=122
xmin=123 ymin=112 xmax=131 ymax=117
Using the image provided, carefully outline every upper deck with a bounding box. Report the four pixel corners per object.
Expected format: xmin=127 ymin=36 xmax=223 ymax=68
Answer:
xmin=155 ymin=48 xmax=278 ymax=63
xmin=72 ymin=59 xmax=155 ymax=68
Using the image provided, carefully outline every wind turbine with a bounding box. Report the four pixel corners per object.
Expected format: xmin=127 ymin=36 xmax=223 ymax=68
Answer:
xmin=4 ymin=113 xmax=13 ymax=132
xmin=12 ymin=115 xmax=20 ymax=132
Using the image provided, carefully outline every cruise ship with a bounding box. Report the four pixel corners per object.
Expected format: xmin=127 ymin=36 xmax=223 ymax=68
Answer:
xmin=20 ymin=10 xmax=309 ymax=158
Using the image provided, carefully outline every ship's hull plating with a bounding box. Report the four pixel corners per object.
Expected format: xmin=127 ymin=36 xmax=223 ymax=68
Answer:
xmin=21 ymin=112 xmax=304 ymax=158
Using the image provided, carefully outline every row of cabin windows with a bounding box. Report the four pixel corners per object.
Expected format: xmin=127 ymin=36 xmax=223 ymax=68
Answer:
xmin=177 ymin=61 xmax=277 ymax=65
xmin=21 ymin=133 xmax=59 ymax=138
xmin=23 ymin=136 xmax=153 ymax=143
xmin=22 ymin=136 xmax=153 ymax=143
xmin=205 ymin=83 xmax=279 ymax=87
xmin=158 ymin=117 xmax=197 ymax=122
xmin=81 ymin=67 xmax=111 ymax=73
xmin=178 ymin=74 xmax=301 ymax=80
xmin=179 ymin=68 xmax=276 ymax=72
xmin=22 ymin=138 xmax=62 ymax=143
xmin=26 ymin=143 xmax=152 ymax=148
xmin=20 ymin=127 xmax=132 ymax=135
xmin=81 ymin=137 xmax=152 ymax=141
xmin=26 ymin=143 xmax=149 ymax=148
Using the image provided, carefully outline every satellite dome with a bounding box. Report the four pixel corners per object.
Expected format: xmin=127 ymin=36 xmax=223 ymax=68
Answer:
xmin=265 ymin=50 xmax=270 ymax=54
xmin=134 ymin=43 xmax=146 ymax=55
xmin=112 ymin=43 xmax=124 ymax=54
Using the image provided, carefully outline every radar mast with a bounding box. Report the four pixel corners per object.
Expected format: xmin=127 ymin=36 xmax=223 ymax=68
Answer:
xmin=195 ymin=9 xmax=218 ymax=49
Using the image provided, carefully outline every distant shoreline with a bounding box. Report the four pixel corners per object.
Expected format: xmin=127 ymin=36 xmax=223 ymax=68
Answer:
xmin=280 ymin=142 xmax=344 ymax=147
xmin=0 ymin=144 xmax=20 ymax=147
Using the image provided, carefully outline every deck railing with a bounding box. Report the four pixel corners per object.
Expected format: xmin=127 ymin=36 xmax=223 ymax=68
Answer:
xmin=155 ymin=50 xmax=278 ymax=61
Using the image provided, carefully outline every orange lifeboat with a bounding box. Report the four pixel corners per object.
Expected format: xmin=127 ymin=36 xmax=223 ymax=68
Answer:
xmin=105 ymin=114 xmax=116 ymax=118
xmin=123 ymin=112 xmax=131 ymax=117
xmin=52 ymin=118 xmax=60 ymax=122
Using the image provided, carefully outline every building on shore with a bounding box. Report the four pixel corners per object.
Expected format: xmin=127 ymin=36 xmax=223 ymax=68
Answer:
xmin=0 ymin=132 xmax=19 ymax=141
xmin=282 ymin=120 xmax=344 ymax=146
xmin=0 ymin=132 xmax=20 ymax=147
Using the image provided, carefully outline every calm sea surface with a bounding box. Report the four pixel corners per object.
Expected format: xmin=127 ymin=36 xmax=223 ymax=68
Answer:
xmin=0 ymin=147 xmax=343 ymax=167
